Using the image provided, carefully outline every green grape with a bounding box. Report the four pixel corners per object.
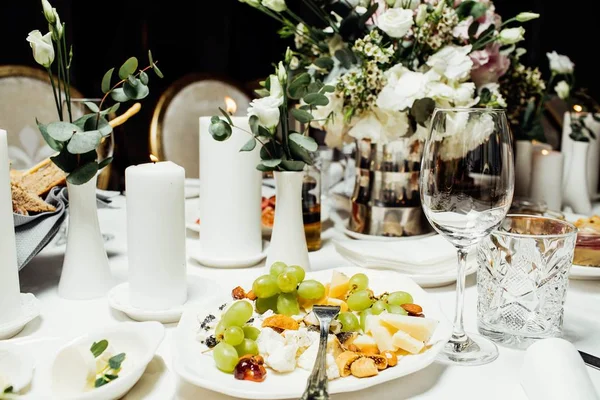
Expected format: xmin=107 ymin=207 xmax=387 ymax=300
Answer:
xmin=223 ymin=326 xmax=244 ymax=346
xmin=215 ymin=320 xmax=228 ymax=340
xmin=387 ymin=304 xmax=408 ymax=315
xmin=360 ymin=308 xmax=373 ymax=332
xmin=277 ymin=271 xmax=299 ymax=293
xmin=242 ymin=326 xmax=261 ymax=341
xmin=285 ymin=265 xmax=306 ymax=283
xmin=213 ymin=342 xmax=239 ymax=373
xmin=297 ymin=280 xmax=325 ymax=300
xmin=235 ymin=338 xmax=259 ymax=357
xmin=277 ymin=292 xmax=300 ymax=316
xmin=386 ymin=291 xmax=413 ymax=306
xmin=347 ymin=289 xmax=373 ymax=311
xmin=371 ymin=300 xmax=387 ymax=315
xmin=222 ymin=301 xmax=253 ymax=326
xmin=349 ymin=273 xmax=369 ymax=291
xmin=252 ymin=275 xmax=280 ymax=299
xmin=270 ymin=261 xmax=288 ymax=277
xmin=255 ymin=295 xmax=278 ymax=314
xmin=337 ymin=312 xmax=360 ymax=332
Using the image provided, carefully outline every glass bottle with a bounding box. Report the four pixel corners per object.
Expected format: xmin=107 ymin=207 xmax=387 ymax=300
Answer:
xmin=303 ymin=164 xmax=322 ymax=251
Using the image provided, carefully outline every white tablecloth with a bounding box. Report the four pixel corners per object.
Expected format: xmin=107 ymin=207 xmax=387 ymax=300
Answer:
xmin=11 ymin=196 xmax=600 ymax=399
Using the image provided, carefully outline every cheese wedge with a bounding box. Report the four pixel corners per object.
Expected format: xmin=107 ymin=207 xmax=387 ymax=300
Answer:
xmin=325 ymin=297 xmax=349 ymax=312
xmin=329 ymin=271 xmax=350 ymax=299
xmin=364 ymin=314 xmax=381 ymax=335
xmin=353 ymin=334 xmax=379 ymax=354
xmin=379 ymin=313 xmax=438 ymax=342
xmin=370 ymin=326 xmax=397 ymax=353
xmin=392 ymin=330 xmax=425 ymax=354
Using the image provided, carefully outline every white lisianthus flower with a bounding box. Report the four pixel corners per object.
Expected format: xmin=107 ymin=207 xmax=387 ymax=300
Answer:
xmin=248 ymin=96 xmax=282 ymax=130
xmin=26 ymin=30 xmax=54 ymax=68
xmin=268 ymin=74 xmax=284 ymax=100
xmin=391 ymin=0 xmax=419 ymax=9
xmin=262 ymin=0 xmax=287 ymax=12
xmin=555 ymin=80 xmax=570 ymax=100
xmin=377 ymin=8 xmax=414 ymax=39
xmin=311 ymin=92 xmax=346 ymax=148
xmin=498 ymin=27 xmax=525 ymax=45
xmin=348 ymin=108 xmax=410 ymax=144
xmin=516 ymin=12 xmax=540 ymax=22
xmin=453 ymin=82 xmax=477 ymax=107
xmin=415 ymin=4 xmax=428 ymax=26
xmin=41 ymin=0 xmax=55 ymax=23
xmin=51 ymin=9 xmax=63 ymax=39
xmin=377 ymin=65 xmax=434 ymax=111
xmin=289 ymin=56 xmax=300 ymax=70
xmin=426 ymin=45 xmax=473 ymax=82
xmin=240 ymin=0 xmax=260 ymax=7
xmin=276 ymin=62 xmax=287 ymax=84
xmin=546 ymin=51 xmax=574 ymax=74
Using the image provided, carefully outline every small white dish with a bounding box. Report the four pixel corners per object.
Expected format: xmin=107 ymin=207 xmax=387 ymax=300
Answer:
xmin=0 ymin=293 xmax=41 ymax=340
xmin=108 ymin=277 xmax=217 ymax=324
xmin=569 ymin=264 xmax=600 ymax=280
xmin=188 ymin=241 xmax=268 ymax=268
xmin=51 ymin=321 xmax=165 ymax=400
xmin=0 ymin=345 xmax=35 ymax=392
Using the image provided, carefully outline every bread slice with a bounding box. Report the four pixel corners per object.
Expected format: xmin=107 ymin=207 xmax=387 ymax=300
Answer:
xmin=11 ymin=182 xmax=55 ymax=214
xmin=20 ymin=159 xmax=66 ymax=197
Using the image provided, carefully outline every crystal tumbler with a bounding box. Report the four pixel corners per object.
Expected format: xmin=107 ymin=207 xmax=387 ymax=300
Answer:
xmin=477 ymin=215 xmax=577 ymax=348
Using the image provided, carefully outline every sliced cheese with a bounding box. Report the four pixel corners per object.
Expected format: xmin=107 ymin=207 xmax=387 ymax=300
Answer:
xmin=325 ymin=297 xmax=348 ymax=312
xmin=329 ymin=271 xmax=350 ymax=299
xmin=379 ymin=313 xmax=438 ymax=342
xmin=392 ymin=330 xmax=425 ymax=354
xmin=353 ymin=334 xmax=379 ymax=354
xmin=364 ymin=314 xmax=381 ymax=335
xmin=370 ymin=326 xmax=397 ymax=353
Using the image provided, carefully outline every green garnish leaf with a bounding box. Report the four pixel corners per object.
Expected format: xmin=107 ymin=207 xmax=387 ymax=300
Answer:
xmin=90 ymin=340 xmax=109 ymax=358
xmin=104 ymin=374 xmax=119 ymax=380
xmin=108 ymin=353 xmax=126 ymax=370
xmin=3 ymin=386 xmax=13 ymax=393
xmin=94 ymin=377 xmax=108 ymax=388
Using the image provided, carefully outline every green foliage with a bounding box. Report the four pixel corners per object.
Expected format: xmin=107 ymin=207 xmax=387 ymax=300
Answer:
xmin=90 ymin=340 xmax=109 ymax=358
xmin=67 ymin=161 xmax=99 ymax=185
xmin=101 ymin=68 xmax=114 ymax=93
xmin=240 ymin=138 xmax=257 ymax=152
xmin=291 ymin=108 xmax=313 ymax=124
xmin=110 ymin=88 xmax=129 ymax=102
xmin=303 ymin=93 xmax=329 ymax=106
xmin=288 ymin=72 xmax=311 ymax=99
xmin=219 ymin=107 xmax=233 ymax=125
xmin=209 ymin=120 xmax=233 ymax=141
xmin=108 ymin=353 xmax=126 ymax=370
xmin=66 ymin=130 xmax=102 ymax=154
xmin=334 ymin=48 xmax=357 ymax=69
xmin=47 ymin=121 xmax=80 ymax=141
xmin=410 ymin=98 xmax=436 ymax=126
xmin=118 ymin=57 xmax=138 ymax=80
xmin=289 ymin=133 xmax=318 ymax=152
xmin=36 ymin=119 xmax=62 ymax=151
xmin=314 ymin=57 xmax=334 ymax=70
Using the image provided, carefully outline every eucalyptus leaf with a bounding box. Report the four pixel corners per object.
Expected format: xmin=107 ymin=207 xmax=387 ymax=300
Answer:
xmin=468 ymin=21 xmax=480 ymax=39
xmin=219 ymin=107 xmax=233 ymax=126
xmin=127 ymin=75 xmax=137 ymax=86
xmin=280 ymin=159 xmax=305 ymax=171
xmin=260 ymin=141 xmax=283 ymax=160
xmin=258 ymin=126 xmax=272 ymax=137
xmin=209 ymin=120 xmax=232 ymax=141
xmin=470 ymin=2 xmax=487 ymax=19
xmin=50 ymin=147 xmax=77 ymax=172
xmin=256 ymin=163 xmax=275 ymax=172
xmin=303 ymin=93 xmax=329 ymax=107
xmin=111 ymin=88 xmax=129 ymax=103
xmin=289 ymin=140 xmax=313 ymax=164
xmin=456 ymin=0 xmax=476 ymax=19
xmin=139 ymin=71 xmax=149 ymax=85
xmin=90 ymin=340 xmax=109 ymax=358
xmin=100 ymin=103 xmax=121 ymax=116
xmin=67 ymin=130 xmax=102 ymax=154
xmin=84 ymin=115 xmax=111 ymax=136
xmin=153 ymin=64 xmax=164 ymax=78
xmin=320 ymin=85 xmax=335 ymax=94
xmin=314 ymin=57 xmax=334 ymax=70
xmin=84 ymin=101 xmax=99 ymax=113
xmin=291 ymin=108 xmax=313 ymax=124
xmin=118 ymin=57 xmax=138 ymax=80
xmin=288 ymin=72 xmax=311 ymax=99
xmin=148 ymin=50 xmax=154 ymax=65
xmin=211 ymin=116 xmax=220 ymax=124
xmin=123 ymin=80 xmax=149 ymax=100
xmin=101 ymin=68 xmax=114 ymax=94
xmin=47 ymin=121 xmax=81 ymax=141
xmin=334 ymin=48 xmax=356 ymax=69
xmin=98 ymin=157 xmax=113 ymax=170
xmin=240 ymin=138 xmax=257 ymax=152
xmin=410 ymin=98 xmax=436 ymax=125
xmin=36 ymin=119 xmax=62 ymax=151
xmin=249 ymin=115 xmax=259 ymax=135
xmin=67 ymin=162 xmax=99 ymax=185
xmin=289 ymin=133 xmax=318 ymax=152
xmin=262 ymin=158 xmax=282 ymax=168
xmin=307 ymin=81 xmax=323 ymax=94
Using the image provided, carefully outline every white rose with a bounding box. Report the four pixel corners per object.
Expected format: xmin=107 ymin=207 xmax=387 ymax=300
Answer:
xmin=348 ymin=108 xmax=410 ymax=144
xmin=377 ymin=8 xmax=414 ymax=39
xmin=262 ymin=0 xmax=286 ymax=12
xmin=26 ymin=30 xmax=54 ymax=68
xmin=498 ymin=27 xmax=525 ymax=45
xmin=554 ymin=80 xmax=570 ymax=100
xmin=426 ymin=45 xmax=473 ymax=82
xmin=546 ymin=51 xmax=574 ymax=74
xmin=248 ymin=96 xmax=282 ymax=130
xmin=377 ymin=65 xmax=434 ymax=111
xmin=453 ymin=82 xmax=477 ymax=107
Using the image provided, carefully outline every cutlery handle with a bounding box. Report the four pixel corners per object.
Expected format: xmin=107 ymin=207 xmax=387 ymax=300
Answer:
xmin=300 ymin=320 xmax=331 ymax=400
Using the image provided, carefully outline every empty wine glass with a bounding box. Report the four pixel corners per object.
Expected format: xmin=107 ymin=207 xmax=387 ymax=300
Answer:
xmin=420 ymin=108 xmax=514 ymax=365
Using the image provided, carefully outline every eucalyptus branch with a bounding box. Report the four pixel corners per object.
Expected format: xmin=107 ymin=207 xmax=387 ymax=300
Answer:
xmin=233 ymin=125 xmax=275 ymax=158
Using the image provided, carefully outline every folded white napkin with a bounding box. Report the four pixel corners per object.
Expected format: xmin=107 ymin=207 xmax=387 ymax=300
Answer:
xmin=520 ymin=338 xmax=599 ymax=400
xmin=333 ymin=235 xmax=460 ymax=275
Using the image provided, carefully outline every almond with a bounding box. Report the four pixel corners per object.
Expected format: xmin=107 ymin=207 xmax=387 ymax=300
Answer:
xmin=401 ymin=303 xmax=423 ymax=316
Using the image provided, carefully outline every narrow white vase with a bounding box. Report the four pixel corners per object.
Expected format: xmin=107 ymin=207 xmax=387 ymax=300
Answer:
xmin=58 ymin=178 xmax=114 ymax=299
xmin=562 ymin=141 xmax=592 ymax=214
xmin=266 ymin=171 xmax=310 ymax=270
xmin=515 ymin=140 xmax=533 ymax=197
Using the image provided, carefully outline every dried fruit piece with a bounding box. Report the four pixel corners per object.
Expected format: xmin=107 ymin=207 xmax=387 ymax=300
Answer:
xmin=262 ymin=314 xmax=299 ymax=331
xmin=261 ymin=207 xmax=275 ymax=228
xmin=350 ymin=357 xmax=378 ymax=378
xmin=382 ymin=351 xmax=398 ymax=367
xmin=336 ymin=351 xmax=361 ymax=377
xmin=246 ymin=290 xmax=257 ymax=301
xmin=360 ymin=353 xmax=388 ymax=370
xmin=232 ymin=286 xmax=246 ymax=300
xmin=401 ymin=303 xmax=423 ymax=316
xmin=234 ymin=355 xmax=267 ymax=382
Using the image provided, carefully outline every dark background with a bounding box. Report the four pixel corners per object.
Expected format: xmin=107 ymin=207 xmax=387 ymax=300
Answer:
xmin=1 ymin=0 xmax=596 ymax=189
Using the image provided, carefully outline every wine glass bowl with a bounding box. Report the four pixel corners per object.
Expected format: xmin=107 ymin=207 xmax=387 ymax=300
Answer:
xmin=420 ymin=108 xmax=514 ymax=365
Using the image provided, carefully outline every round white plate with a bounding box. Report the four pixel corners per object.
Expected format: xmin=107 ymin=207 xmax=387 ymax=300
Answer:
xmin=108 ymin=277 xmax=220 ymax=324
xmin=171 ymin=267 xmax=452 ymax=399
xmin=570 ymin=265 xmax=600 ymax=280
xmin=0 ymin=293 xmax=41 ymax=340
xmin=188 ymin=242 xmax=268 ymax=268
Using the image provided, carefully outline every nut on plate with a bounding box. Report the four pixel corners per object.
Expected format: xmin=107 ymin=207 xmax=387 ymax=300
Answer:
xmin=382 ymin=351 xmax=398 ymax=367
xmin=401 ymin=303 xmax=423 ymax=316
xmin=336 ymin=351 xmax=361 ymax=377
xmin=262 ymin=314 xmax=299 ymax=331
xmin=350 ymin=357 xmax=379 ymax=378
xmin=231 ymin=286 xmax=246 ymax=300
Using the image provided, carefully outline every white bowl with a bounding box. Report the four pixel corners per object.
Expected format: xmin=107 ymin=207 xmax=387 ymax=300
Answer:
xmin=51 ymin=321 xmax=165 ymax=400
xmin=0 ymin=345 xmax=35 ymax=392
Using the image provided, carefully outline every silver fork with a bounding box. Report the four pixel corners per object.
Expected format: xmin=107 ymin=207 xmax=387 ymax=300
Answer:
xmin=300 ymin=305 xmax=341 ymax=400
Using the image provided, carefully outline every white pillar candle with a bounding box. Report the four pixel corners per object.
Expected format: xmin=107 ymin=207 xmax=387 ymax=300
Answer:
xmin=0 ymin=129 xmax=22 ymax=324
xmin=125 ymin=160 xmax=187 ymax=310
xmin=530 ymin=149 xmax=564 ymax=211
xmin=199 ymin=116 xmax=261 ymax=260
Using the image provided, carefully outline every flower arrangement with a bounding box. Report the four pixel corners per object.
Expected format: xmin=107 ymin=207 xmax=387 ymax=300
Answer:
xmin=235 ymin=0 xmax=577 ymax=156
xmin=26 ymin=0 xmax=163 ymax=185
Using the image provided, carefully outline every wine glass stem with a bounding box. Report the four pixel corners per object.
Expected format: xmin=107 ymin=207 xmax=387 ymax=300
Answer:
xmin=451 ymin=248 xmax=469 ymax=344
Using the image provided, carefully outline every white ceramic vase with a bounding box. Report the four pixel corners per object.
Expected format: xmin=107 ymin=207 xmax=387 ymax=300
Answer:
xmin=58 ymin=178 xmax=114 ymax=299
xmin=515 ymin=140 xmax=533 ymax=197
xmin=562 ymin=141 xmax=592 ymax=214
xmin=266 ymin=171 xmax=310 ymax=270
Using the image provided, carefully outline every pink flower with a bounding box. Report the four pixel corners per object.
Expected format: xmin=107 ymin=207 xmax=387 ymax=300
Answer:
xmin=470 ymin=43 xmax=511 ymax=87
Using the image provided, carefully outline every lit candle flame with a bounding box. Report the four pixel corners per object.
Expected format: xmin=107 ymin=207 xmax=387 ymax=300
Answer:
xmin=225 ymin=96 xmax=237 ymax=115
xmin=573 ymin=104 xmax=583 ymax=113
xmin=150 ymin=154 xmax=159 ymax=163
xmin=541 ymin=149 xmax=550 ymax=156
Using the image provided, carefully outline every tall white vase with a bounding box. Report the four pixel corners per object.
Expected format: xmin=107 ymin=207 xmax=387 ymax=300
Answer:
xmin=58 ymin=178 xmax=114 ymax=299
xmin=266 ymin=171 xmax=310 ymax=270
xmin=515 ymin=140 xmax=533 ymax=197
xmin=562 ymin=141 xmax=592 ymax=214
